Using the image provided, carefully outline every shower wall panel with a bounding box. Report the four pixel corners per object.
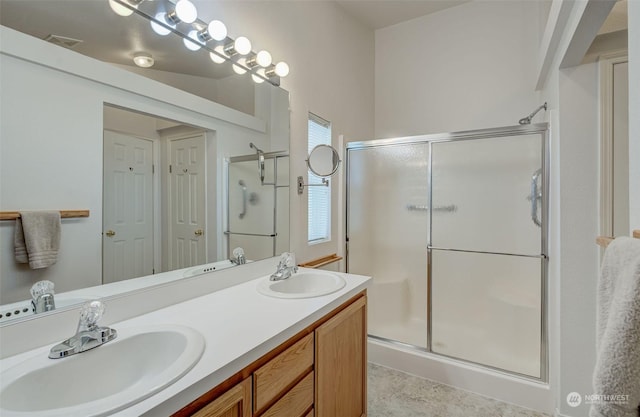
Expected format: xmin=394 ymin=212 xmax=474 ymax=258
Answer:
xmin=347 ymin=143 xmax=429 ymax=348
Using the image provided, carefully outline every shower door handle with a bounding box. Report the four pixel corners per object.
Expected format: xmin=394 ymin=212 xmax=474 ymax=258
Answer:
xmin=239 ymin=180 xmax=247 ymax=219
xmin=529 ymin=168 xmax=542 ymax=227
xmin=258 ymin=154 xmax=265 ymax=184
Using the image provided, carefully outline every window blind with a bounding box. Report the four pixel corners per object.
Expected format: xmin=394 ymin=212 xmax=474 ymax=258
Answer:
xmin=308 ymin=113 xmax=331 ymax=243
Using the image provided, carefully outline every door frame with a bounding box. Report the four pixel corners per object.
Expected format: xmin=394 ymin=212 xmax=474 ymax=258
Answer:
xmin=599 ymin=51 xmax=629 ymax=238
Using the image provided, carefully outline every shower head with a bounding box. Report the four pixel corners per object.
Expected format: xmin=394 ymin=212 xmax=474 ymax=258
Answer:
xmin=249 ymin=142 xmax=263 ymax=153
xmin=518 ymin=116 xmax=532 ymax=125
xmin=518 ymin=102 xmax=547 ymax=125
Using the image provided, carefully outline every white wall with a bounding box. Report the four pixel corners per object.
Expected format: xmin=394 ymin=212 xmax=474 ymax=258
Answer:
xmin=375 ymin=0 xmax=542 ymax=138
xmin=555 ymin=63 xmax=600 ymax=417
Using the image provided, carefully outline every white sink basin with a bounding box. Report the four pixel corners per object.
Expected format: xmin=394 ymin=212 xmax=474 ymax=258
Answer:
xmin=258 ymin=270 xmax=346 ymax=299
xmin=0 ymin=324 xmax=205 ymax=417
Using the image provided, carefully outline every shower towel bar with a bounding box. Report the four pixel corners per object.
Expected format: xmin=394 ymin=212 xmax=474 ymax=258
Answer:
xmin=299 ymin=253 xmax=342 ymax=268
xmin=406 ymin=204 xmax=457 ymax=213
xmin=596 ymin=230 xmax=640 ymax=248
xmin=0 ymin=210 xmax=90 ymax=221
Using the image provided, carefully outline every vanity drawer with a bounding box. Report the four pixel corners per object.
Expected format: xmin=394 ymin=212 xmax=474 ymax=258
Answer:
xmin=253 ymin=333 xmax=314 ymax=412
xmin=261 ymin=371 xmax=314 ymax=417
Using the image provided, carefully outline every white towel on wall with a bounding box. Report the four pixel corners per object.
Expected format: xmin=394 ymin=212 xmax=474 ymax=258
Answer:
xmin=590 ymin=237 xmax=640 ymax=417
xmin=14 ymin=211 xmax=61 ymax=269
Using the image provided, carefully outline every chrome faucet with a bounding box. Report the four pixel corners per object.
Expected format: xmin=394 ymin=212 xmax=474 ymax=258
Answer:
xmin=49 ymin=300 xmax=117 ymax=359
xmin=231 ymin=247 xmax=247 ymax=265
xmin=270 ymin=252 xmax=298 ymax=281
xmin=30 ymin=280 xmax=56 ymax=314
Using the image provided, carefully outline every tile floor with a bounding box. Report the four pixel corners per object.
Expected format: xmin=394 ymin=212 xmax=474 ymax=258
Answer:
xmin=368 ymin=363 xmax=551 ymax=417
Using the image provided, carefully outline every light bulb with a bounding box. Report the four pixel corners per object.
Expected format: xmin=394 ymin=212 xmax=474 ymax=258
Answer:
xmin=232 ymin=58 xmax=247 ymax=75
xmin=209 ymin=46 xmax=226 ymax=64
xmin=109 ymin=0 xmax=134 ymax=16
xmin=133 ymin=52 xmax=154 ymax=68
xmin=208 ymin=20 xmax=227 ymax=41
xmin=151 ymin=12 xmax=173 ymax=36
xmin=252 ymin=68 xmax=266 ymax=84
xmin=175 ymin=0 xmax=197 ymax=23
xmin=184 ymin=30 xmax=202 ymax=51
xmin=275 ymin=61 xmax=289 ymax=77
xmin=234 ymin=37 xmax=252 ymax=55
xmin=256 ymin=50 xmax=272 ymax=67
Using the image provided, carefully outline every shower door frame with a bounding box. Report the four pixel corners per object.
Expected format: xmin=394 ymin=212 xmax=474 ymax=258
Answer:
xmin=345 ymin=123 xmax=549 ymax=382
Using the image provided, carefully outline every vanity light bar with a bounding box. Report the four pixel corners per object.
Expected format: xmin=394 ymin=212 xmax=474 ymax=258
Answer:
xmin=109 ymin=0 xmax=289 ymax=86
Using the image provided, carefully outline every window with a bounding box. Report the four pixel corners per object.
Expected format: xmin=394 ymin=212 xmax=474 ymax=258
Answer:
xmin=308 ymin=113 xmax=331 ymax=243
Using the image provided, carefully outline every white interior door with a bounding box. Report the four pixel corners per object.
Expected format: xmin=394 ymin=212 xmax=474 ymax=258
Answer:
xmin=168 ymin=134 xmax=206 ymax=269
xmin=103 ymin=130 xmax=154 ymax=283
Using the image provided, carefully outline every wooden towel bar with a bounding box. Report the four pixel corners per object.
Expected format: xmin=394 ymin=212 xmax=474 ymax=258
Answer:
xmin=0 ymin=210 xmax=90 ymax=221
xmin=298 ymin=253 xmax=343 ymax=269
xmin=596 ymin=230 xmax=640 ymax=248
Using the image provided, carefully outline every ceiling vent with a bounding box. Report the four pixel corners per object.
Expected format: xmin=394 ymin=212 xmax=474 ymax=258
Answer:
xmin=43 ymin=34 xmax=83 ymax=49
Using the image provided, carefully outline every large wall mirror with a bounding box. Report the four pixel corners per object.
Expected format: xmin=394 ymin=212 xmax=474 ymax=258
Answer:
xmin=0 ymin=0 xmax=290 ymax=324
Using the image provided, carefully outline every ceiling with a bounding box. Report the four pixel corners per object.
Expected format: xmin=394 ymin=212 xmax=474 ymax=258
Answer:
xmin=598 ymin=0 xmax=628 ymax=35
xmin=335 ymin=0 xmax=470 ymax=30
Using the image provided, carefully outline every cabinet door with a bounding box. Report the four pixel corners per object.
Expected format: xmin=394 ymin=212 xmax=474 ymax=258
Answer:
xmin=191 ymin=377 xmax=251 ymax=417
xmin=315 ymin=296 xmax=367 ymax=417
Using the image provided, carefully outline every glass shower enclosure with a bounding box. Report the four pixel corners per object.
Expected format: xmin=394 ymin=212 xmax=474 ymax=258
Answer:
xmin=226 ymin=152 xmax=289 ymax=262
xmin=346 ymin=124 xmax=548 ymax=380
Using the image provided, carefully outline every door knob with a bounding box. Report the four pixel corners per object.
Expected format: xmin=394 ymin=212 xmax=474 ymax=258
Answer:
xmin=105 ymin=230 xmax=116 ymax=237
xmin=194 ymin=229 xmax=204 ymax=236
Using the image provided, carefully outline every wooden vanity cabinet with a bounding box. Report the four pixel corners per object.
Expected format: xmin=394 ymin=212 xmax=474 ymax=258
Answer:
xmin=190 ymin=377 xmax=251 ymax=417
xmin=174 ymin=292 xmax=366 ymax=417
xmin=315 ymin=296 xmax=367 ymax=417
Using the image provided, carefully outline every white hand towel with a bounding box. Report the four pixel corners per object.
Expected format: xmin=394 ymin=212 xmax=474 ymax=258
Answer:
xmin=13 ymin=211 xmax=61 ymax=269
xmin=590 ymin=236 xmax=640 ymax=417
xmin=14 ymin=217 xmax=29 ymax=264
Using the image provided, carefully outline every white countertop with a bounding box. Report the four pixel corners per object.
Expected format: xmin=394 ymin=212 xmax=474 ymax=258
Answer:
xmin=0 ymin=269 xmax=371 ymax=416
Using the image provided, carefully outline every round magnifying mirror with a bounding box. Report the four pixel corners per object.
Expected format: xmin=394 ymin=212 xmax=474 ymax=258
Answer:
xmin=306 ymin=144 xmax=341 ymax=177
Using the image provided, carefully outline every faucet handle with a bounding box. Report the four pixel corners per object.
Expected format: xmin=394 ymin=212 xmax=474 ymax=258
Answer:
xmin=278 ymin=252 xmax=296 ymax=268
xmin=78 ymin=300 xmax=105 ymax=329
xmin=30 ymin=280 xmax=55 ymax=300
xmin=232 ymin=247 xmax=246 ymax=264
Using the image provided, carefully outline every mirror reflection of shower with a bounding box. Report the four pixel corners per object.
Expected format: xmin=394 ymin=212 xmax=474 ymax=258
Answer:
xmin=226 ymin=150 xmax=290 ymax=263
